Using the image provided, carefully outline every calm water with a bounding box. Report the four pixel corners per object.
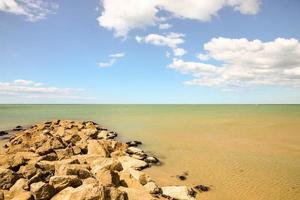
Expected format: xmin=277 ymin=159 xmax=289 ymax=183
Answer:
xmin=0 ymin=105 xmax=300 ymax=200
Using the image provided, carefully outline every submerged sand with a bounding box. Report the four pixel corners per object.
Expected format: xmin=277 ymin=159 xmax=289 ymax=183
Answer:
xmin=0 ymin=105 xmax=299 ymax=200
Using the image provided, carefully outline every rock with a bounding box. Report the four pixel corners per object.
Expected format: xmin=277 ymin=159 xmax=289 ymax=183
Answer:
xmin=0 ymin=131 xmax=8 ymax=136
xmin=0 ymin=191 xmax=4 ymax=200
xmin=55 ymin=146 xmax=74 ymax=160
xmin=126 ymin=147 xmax=147 ymax=159
xmin=118 ymin=156 xmax=148 ymax=170
xmin=11 ymin=191 xmax=32 ymax=200
xmin=28 ymin=171 xmax=54 ymax=185
xmin=90 ymin=158 xmax=123 ymax=174
xmin=9 ymin=178 xmax=28 ymax=198
xmin=128 ymin=169 xmax=149 ymax=185
xmin=95 ymin=169 xmax=120 ymax=187
xmin=36 ymin=140 xmax=53 ymax=156
xmin=30 ymin=182 xmax=56 ymax=200
xmin=126 ymin=141 xmax=142 ymax=147
xmin=87 ymin=140 xmax=109 ymax=157
xmin=144 ymin=156 xmax=159 ymax=164
xmin=194 ymin=185 xmax=210 ymax=192
xmin=119 ymin=187 xmax=153 ymax=200
xmin=0 ymin=168 xmax=19 ymax=189
xmin=105 ymin=187 xmax=128 ymax=200
xmin=161 ymin=186 xmax=195 ymax=200
xmin=63 ymin=134 xmax=81 ymax=145
xmin=72 ymin=146 xmax=82 ymax=155
xmin=50 ymin=187 xmax=75 ymax=200
xmin=50 ymin=136 xmax=65 ymax=150
xmin=18 ymin=164 xmax=37 ymax=179
xmin=69 ymin=184 xmax=106 ymax=200
xmin=13 ymin=126 xmax=23 ymax=131
xmin=41 ymin=152 xmax=58 ymax=161
xmin=55 ymin=164 xmax=92 ymax=179
xmin=143 ymin=181 xmax=161 ymax=194
xmin=49 ymin=175 xmax=82 ymax=191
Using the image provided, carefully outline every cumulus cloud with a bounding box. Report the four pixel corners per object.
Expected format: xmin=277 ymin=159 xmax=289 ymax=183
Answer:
xmin=168 ymin=37 xmax=300 ymax=88
xmin=136 ymin=32 xmax=187 ymax=57
xmin=0 ymin=0 xmax=59 ymax=22
xmin=0 ymin=79 xmax=85 ymax=99
xmin=98 ymin=52 xmax=125 ymax=67
xmin=97 ymin=0 xmax=260 ymax=37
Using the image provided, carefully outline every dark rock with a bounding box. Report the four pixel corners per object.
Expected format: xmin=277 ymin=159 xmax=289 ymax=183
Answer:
xmin=176 ymin=175 xmax=187 ymax=181
xmin=144 ymin=156 xmax=160 ymax=164
xmin=13 ymin=126 xmax=23 ymax=131
xmin=194 ymin=184 xmax=210 ymax=192
xmin=0 ymin=131 xmax=8 ymax=136
xmin=126 ymin=141 xmax=142 ymax=147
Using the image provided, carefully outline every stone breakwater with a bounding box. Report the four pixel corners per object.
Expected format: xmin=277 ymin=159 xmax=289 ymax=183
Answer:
xmin=0 ymin=120 xmax=199 ymax=200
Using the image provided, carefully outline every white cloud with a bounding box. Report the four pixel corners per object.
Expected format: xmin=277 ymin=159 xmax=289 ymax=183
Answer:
xmin=98 ymin=52 xmax=125 ymax=68
xmin=0 ymin=79 xmax=85 ymax=99
xmin=165 ymin=51 xmax=171 ymax=58
xmin=196 ymin=53 xmax=210 ymax=61
xmin=168 ymin=37 xmax=300 ymax=88
xmin=136 ymin=32 xmax=186 ymax=57
xmin=0 ymin=0 xmax=58 ymax=22
xmin=98 ymin=0 xmax=260 ymax=37
xmin=159 ymin=23 xmax=172 ymax=30
xmin=173 ymin=48 xmax=187 ymax=57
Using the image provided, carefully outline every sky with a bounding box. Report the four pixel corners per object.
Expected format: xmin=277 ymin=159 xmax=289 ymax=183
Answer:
xmin=0 ymin=0 xmax=300 ymax=104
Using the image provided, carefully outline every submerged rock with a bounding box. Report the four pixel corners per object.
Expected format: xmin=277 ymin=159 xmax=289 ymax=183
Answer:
xmin=194 ymin=184 xmax=210 ymax=192
xmin=0 ymin=131 xmax=8 ymax=136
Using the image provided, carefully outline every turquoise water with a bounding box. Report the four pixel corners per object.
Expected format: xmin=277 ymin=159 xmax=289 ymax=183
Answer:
xmin=1 ymin=104 xmax=300 ymax=200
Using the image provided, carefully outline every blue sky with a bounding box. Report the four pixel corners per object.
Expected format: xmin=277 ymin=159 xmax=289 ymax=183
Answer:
xmin=0 ymin=0 xmax=300 ymax=104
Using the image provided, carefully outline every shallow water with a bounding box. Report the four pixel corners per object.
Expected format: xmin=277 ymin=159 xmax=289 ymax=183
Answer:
xmin=0 ymin=104 xmax=299 ymax=200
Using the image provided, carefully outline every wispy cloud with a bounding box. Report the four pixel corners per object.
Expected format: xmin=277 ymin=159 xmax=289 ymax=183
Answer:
xmin=98 ymin=52 xmax=125 ymax=68
xmin=0 ymin=0 xmax=59 ymax=22
xmin=159 ymin=23 xmax=172 ymax=30
xmin=0 ymin=79 xmax=88 ymax=100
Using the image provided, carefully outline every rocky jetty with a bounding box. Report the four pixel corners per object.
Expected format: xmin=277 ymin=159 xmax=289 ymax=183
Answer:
xmin=0 ymin=120 xmax=198 ymax=200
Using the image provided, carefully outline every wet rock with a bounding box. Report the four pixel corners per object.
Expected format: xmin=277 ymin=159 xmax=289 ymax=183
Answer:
xmin=30 ymin=182 xmax=56 ymax=200
xmin=49 ymin=175 xmax=82 ymax=191
xmin=144 ymin=156 xmax=159 ymax=164
xmin=0 ymin=168 xmax=19 ymax=189
xmin=0 ymin=131 xmax=8 ymax=136
xmin=194 ymin=184 xmax=210 ymax=192
xmin=161 ymin=186 xmax=195 ymax=200
xmin=126 ymin=141 xmax=142 ymax=147
xmin=13 ymin=126 xmax=23 ymax=131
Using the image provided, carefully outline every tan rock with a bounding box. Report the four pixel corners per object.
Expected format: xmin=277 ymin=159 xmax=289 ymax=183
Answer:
xmin=30 ymin=182 xmax=56 ymax=200
xmin=128 ymin=169 xmax=149 ymax=185
xmin=87 ymin=140 xmax=109 ymax=157
xmin=90 ymin=158 xmax=123 ymax=174
xmin=69 ymin=184 xmax=106 ymax=200
xmin=105 ymin=187 xmax=128 ymax=200
xmin=118 ymin=156 xmax=148 ymax=170
xmin=11 ymin=191 xmax=32 ymax=200
xmin=50 ymin=187 xmax=75 ymax=200
xmin=49 ymin=175 xmax=82 ymax=191
xmin=18 ymin=164 xmax=37 ymax=179
xmin=119 ymin=187 xmax=155 ymax=200
xmin=143 ymin=181 xmax=160 ymax=194
xmin=0 ymin=168 xmax=19 ymax=190
xmin=161 ymin=186 xmax=195 ymax=200
xmin=95 ymin=169 xmax=120 ymax=187
xmin=9 ymin=178 xmax=28 ymax=198
xmin=55 ymin=164 xmax=91 ymax=179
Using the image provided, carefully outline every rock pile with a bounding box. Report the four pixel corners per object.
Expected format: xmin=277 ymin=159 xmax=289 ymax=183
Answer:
xmin=0 ymin=120 xmax=198 ymax=200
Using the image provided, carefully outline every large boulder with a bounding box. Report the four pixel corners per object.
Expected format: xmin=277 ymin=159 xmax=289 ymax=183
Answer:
xmin=95 ymin=169 xmax=120 ymax=187
xmin=50 ymin=187 xmax=75 ymax=200
xmin=143 ymin=181 xmax=161 ymax=195
xmin=127 ymin=169 xmax=149 ymax=185
xmin=161 ymin=186 xmax=195 ymax=200
xmin=119 ymin=187 xmax=154 ymax=200
xmin=69 ymin=184 xmax=106 ymax=200
xmin=105 ymin=187 xmax=128 ymax=200
xmin=30 ymin=182 xmax=56 ymax=200
xmin=87 ymin=140 xmax=109 ymax=157
xmin=49 ymin=175 xmax=82 ymax=191
xmin=0 ymin=168 xmax=19 ymax=189
xmin=55 ymin=164 xmax=92 ymax=179
xmin=9 ymin=178 xmax=28 ymax=198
